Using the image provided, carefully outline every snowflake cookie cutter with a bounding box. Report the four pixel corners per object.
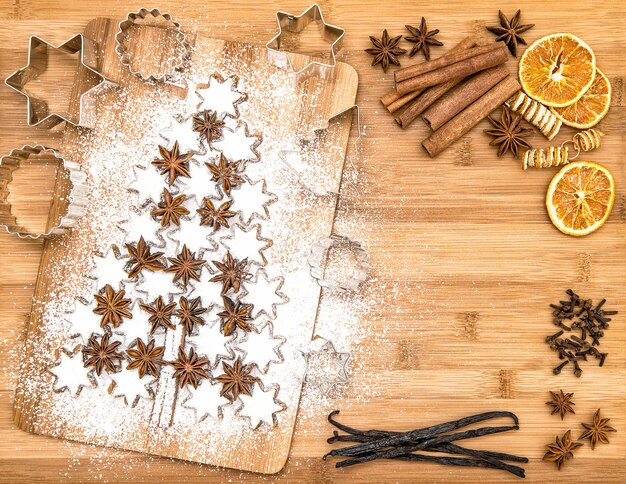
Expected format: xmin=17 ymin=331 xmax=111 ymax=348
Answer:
xmin=0 ymin=145 xmax=88 ymax=239
xmin=301 ymin=337 xmax=349 ymax=395
xmin=115 ymin=8 xmax=191 ymax=83
xmin=266 ymin=4 xmax=344 ymax=85
xmin=5 ymin=34 xmax=117 ymax=128
xmin=307 ymin=235 xmax=371 ymax=292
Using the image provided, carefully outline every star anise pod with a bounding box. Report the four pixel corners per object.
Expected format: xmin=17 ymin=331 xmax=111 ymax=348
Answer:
xmin=206 ymin=153 xmax=244 ymax=195
xmin=546 ymin=389 xmax=575 ymax=420
xmin=210 ymin=252 xmax=250 ymax=295
xmin=151 ymin=189 xmax=190 ymax=227
xmin=218 ymin=296 xmax=253 ymax=336
xmin=543 ymin=430 xmax=583 ymax=470
xmin=93 ymin=284 xmax=132 ymax=328
xmin=82 ymin=333 xmax=124 ymax=376
xmin=126 ymin=338 xmax=166 ymax=378
xmin=404 ymin=17 xmax=443 ymax=60
xmin=152 ymin=141 xmax=193 ymax=185
xmin=125 ymin=236 xmax=165 ymax=278
xmin=176 ymin=296 xmax=207 ymax=336
xmin=192 ymin=109 xmax=225 ymax=144
xmin=484 ymin=106 xmax=532 ymax=158
xmin=215 ymin=357 xmax=259 ymax=401
xmin=580 ymin=409 xmax=616 ymax=449
xmin=486 ymin=10 xmax=534 ymax=57
xmin=140 ymin=295 xmax=177 ymax=334
xmin=365 ymin=29 xmax=407 ymax=72
xmin=165 ymin=244 xmax=206 ymax=286
xmin=197 ymin=198 xmax=235 ymax=229
xmin=170 ymin=346 xmax=210 ymax=389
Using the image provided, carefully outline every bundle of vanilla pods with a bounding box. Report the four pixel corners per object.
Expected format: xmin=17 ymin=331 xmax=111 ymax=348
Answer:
xmin=324 ymin=410 xmax=528 ymax=478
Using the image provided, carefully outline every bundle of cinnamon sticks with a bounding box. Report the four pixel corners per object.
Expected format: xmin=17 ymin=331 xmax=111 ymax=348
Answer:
xmin=380 ymin=36 xmax=521 ymax=157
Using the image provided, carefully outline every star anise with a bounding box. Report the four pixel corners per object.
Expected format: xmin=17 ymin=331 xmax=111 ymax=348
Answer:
xmin=140 ymin=295 xmax=177 ymax=334
xmin=218 ymin=296 xmax=253 ymax=336
xmin=404 ymin=17 xmax=443 ymax=60
xmin=152 ymin=141 xmax=193 ymax=185
xmin=210 ymin=252 xmax=250 ymax=295
xmin=192 ymin=109 xmax=225 ymax=144
xmin=486 ymin=10 xmax=534 ymax=57
xmin=484 ymin=105 xmax=532 ymax=158
xmin=125 ymin=236 xmax=165 ymax=278
xmin=543 ymin=430 xmax=583 ymax=470
xmin=126 ymin=338 xmax=166 ymax=378
xmin=546 ymin=389 xmax=575 ymax=420
xmin=170 ymin=346 xmax=210 ymax=389
xmin=93 ymin=284 xmax=132 ymax=328
xmin=176 ymin=296 xmax=207 ymax=335
xmin=82 ymin=333 xmax=124 ymax=376
xmin=215 ymin=357 xmax=259 ymax=401
xmin=197 ymin=198 xmax=236 ymax=229
xmin=151 ymin=189 xmax=190 ymax=227
xmin=165 ymin=244 xmax=206 ymax=286
xmin=365 ymin=29 xmax=407 ymax=72
xmin=206 ymin=153 xmax=244 ymax=195
xmin=580 ymin=409 xmax=616 ymax=449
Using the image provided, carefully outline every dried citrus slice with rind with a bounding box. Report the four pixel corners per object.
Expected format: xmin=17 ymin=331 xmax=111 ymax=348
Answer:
xmin=520 ymin=33 xmax=596 ymax=108
xmin=551 ymin=68 xmax=611 ymax=129
xmin=546 ymin=161 xmax=615 ymax=236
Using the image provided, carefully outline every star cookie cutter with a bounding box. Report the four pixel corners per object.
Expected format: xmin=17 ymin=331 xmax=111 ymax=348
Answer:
xmin=0 ymin=145 xmax=88 ymax=239
xmin=5 ymin=34 xmax=117 ymax=129
xmin=266 ymin=4 xmax=344 ymax=85
xmin=301 ymin=337 xmax=349 ymax=395
xmin=115 ymin=8 xmax=191 ymax=83
xmin=308 ymin=235 xmax=371 ymax=292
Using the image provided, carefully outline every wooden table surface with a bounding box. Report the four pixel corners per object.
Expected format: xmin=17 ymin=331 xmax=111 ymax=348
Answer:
xmin=1 ymin=0 xmax=625 ymax=482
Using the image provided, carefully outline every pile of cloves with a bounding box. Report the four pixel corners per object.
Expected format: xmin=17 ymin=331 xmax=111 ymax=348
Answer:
xmin=546 ymin=289 xmax=616 ymax=377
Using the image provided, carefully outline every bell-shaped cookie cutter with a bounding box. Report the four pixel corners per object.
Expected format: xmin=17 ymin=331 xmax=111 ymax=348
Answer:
xmin=266 ymin=4 xmax=345 ymax=85
xmin=0 ymin=145 xmax=88 ymax=239
xmin=5 ymin=34 xmax=117 ymax=129
xmin=308 ymin=235 xmax=371 ymax=292
xmin=115 ymin=8 xmax=191 ymax=83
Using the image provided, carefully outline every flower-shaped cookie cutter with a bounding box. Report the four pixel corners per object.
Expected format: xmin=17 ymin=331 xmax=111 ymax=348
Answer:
xmin=0 ymin=145 xmax=88 ymax=239
xmin=5 ymin=34 xmax=117 ymax=129
xmin=115 ymin=8 xmax=191 ymax=83
xmin=307 ymin=235 xmax=371 ymax=292
xmin=266 ymin=4 xmax=345 ymax=85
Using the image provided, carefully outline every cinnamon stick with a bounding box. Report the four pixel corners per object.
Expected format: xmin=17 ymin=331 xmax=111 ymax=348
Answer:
xmin=394 ymin=76 xmax=464 ymax=128
xmin=396 ymin=44 xmax=509 ymax=95
xmin=380 ymin=36 xmax=476 ymax=113
xmin=395 ymin=43 xmax=504 ymax=83
xmin=422 ymin=64 xmax=510 ymax=131
xmin=422 ymin=75 xmax=521 ymax=157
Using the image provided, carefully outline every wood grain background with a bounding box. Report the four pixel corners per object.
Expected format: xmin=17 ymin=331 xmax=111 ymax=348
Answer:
xmin=1 ymin=0 xmax=625 ymax=482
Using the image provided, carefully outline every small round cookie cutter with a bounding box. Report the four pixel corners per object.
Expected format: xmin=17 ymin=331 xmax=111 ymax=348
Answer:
xmin=307 ymin=235 xmax=371 ymax=292
xmin=115 ymin=8 xmax=191 ymax=83
xmin=0 ymin=145 xmax=88 ymax=239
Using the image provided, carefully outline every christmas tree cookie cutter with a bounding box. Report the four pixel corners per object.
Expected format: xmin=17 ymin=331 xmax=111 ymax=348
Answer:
xmin=115 ymin=8 xmax=191 ymax=83
xmin=5 ymin=34 xmax=117 ymax=129
xmin=0 ymin=145 xmax=88 ymax=239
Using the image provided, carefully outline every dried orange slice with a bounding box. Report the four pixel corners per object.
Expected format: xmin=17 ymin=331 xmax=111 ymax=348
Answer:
xmin=551 ymin=68 xmax=611 ymax=129
xmin=546 ymin=161 xmax=615 ymax=236
xmin=519 ymin=33 xmax=596 ymax=107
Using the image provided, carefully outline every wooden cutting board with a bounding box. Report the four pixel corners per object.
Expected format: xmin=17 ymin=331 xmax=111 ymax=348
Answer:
xmin=9 ymin=16 xmax=358 ymax=474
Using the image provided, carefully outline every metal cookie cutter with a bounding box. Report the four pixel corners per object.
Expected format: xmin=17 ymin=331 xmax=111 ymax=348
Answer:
xmin=5 ymin=34 xmax=116 ymax=129
xmin=266 ymin=3 xmax=344 ymax=85
xmin=301 ymin=337 xmax=350 ymax=395
xmin=115 ymin=8 xmax=191 ymax=83
xmin=308 ymin=235 xmax=371 ymax=292
xmin=0 ymin=145 xmax=88 ymax=239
